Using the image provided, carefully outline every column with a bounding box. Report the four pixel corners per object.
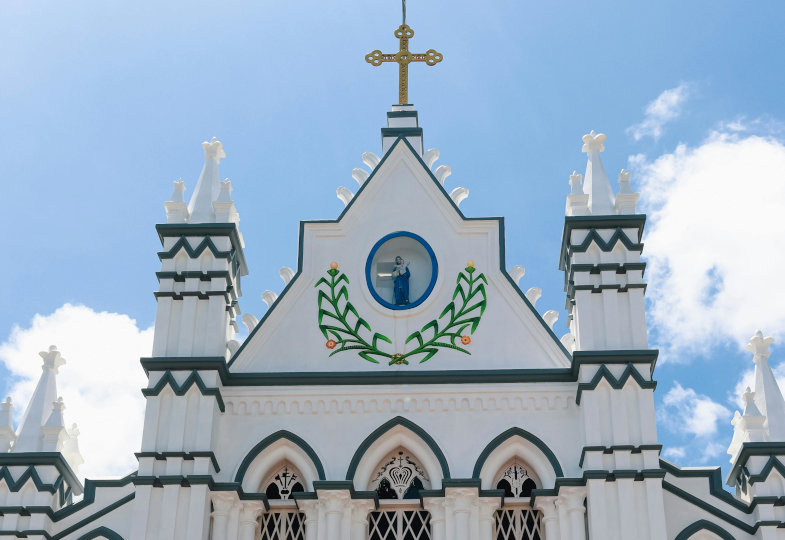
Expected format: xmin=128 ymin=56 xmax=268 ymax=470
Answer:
xmin=565 ymin=489 xmax=587 ymax=540
xmin=556 ymin=497 xmax=570 ymax=540
xmin=321 ymin=491 xmax=350 ymax=540
xmin=210 ymin=494 xmax=235 ymax=540
xmin=349 ymin=499 xmax=374 ymax=540
xmin=238 ymin=501 xmax=264 ymax=540
xmin=297 ymin=500 xmax=320 ymax=540
xmin=534 ymin=497 xmax=560 ymax=540
xmin=477 ymin=499 xmax=501 ymax=540
xmin=423 ymin=498 xmax=446 ymax=540
xmin=446 ymin=488 xmax=475 ymax=540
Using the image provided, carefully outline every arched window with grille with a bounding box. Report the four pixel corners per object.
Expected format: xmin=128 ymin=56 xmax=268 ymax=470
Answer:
xmin=367 ymin=448 xmax=432 ymax=540
xmin=492 ymin=460 xmax=544 ymax=540
xmin=260 ymin=462 xmax=306 ymax=540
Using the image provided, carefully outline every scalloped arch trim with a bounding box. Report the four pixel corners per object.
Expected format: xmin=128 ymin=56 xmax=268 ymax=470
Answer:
xmin=77 ymin=526 xmax=124 ymax=540
xmin=473 ymin=427 xmax=564 ymax=482
xmin=234 ymin=430 xmax=326 ymax=489
xmin=345 ymin=416 xmax=450 ymax=483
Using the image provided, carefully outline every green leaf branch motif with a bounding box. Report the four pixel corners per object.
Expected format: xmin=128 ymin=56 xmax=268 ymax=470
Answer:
xmin=315 ymin=265 xmax=393 ymax=364
xmin=400 ymin=264 xmax=487 ymax=365
xmin=315 ymin=263 xmax=487 ymax=366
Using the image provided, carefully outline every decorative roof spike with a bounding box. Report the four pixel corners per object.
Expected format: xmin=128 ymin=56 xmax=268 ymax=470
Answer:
xmin=525 ymin=287 xmax=542 ymax=307
xmin=187 ymin=137 xmax=225 ymax=223
xmin=615 ymin=169 xmax=639 ymax=214
xmin=508 ymin=265 xmax=525 ymax=285
xmin=434 ymin=165 xmax=451 ymax=185
xmin=40 ymin=397 xmax=67 ymax=452
xmin=569 ymin=171 xmax=583 ymax=195
xmin=241 ymin=313 xmax=259 ymax=333
xmin=165 ymin=179 xmax=189 ymax=223
xmin=560 ymin=332 xmax=576 ymax=352
xmin=450 ymin=187 xmax=468 ymax=206
xmin=742 ymin=387 xmax=763 ymax=417
xmin=336 ymin=186 xmax=354 ymax=206
xmin=581 ymin=131 xmax=616 ymax=215
xmin=352 ymin=168 xmax=370 ymax=186
xmin=362 ymin=152 xmax=381 ymax=170
xmin=566 ymin=171 xmax=589 ymax=217
xmin=423 ymin=148 xmax=440 ymax=169
xmin=62 ymin=422 xmax=84 ymax=473
xmin=0 ymin=397 xmax=14 ymax=452
xmin=279 ymin=266 xmax=295 ymax=286
xmin=213 ymin=179 xmax=240 ymax=223
xmin=748 ymin=331 xmax=785 ymax=440
xmin=261 ymin=290 xmax=279 ymax=308
xmin=543 ymin=310 xmax=559 ymax=330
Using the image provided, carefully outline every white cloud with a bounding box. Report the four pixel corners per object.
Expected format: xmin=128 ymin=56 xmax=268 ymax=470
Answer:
xmin=628 ymin=83 xmax=691 ymax=141
xmin=0 ymin=304 xmax=152 ymax=479
xmin=662 ymin=446 xmax=686 ymax=460
xmin=634 ymin=128 xmax=785 ymax=359
xmin=661 ymin=382 xmax=731 ymax=438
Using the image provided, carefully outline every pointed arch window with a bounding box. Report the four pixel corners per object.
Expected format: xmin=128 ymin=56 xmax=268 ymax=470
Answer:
xmin=367 ymin=448 xmax=432 ymax=540
xmin=492 ymin=459 xmax=544 ymax=540
xmin=259 ymin=463 xmax=306 ymax=540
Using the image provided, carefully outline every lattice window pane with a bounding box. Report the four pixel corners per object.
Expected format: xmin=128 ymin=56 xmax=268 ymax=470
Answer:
xmin=368 ymin=510 xmax=431 ymax=540
xmin=494 ymin=507 xmax=544 ymax=540
xmin=260 ymin=510 xmax=306 ymax=540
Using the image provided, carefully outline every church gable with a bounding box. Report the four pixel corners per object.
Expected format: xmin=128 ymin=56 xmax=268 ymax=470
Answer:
xmin=230 ymin=137 xmax=570 ymax=373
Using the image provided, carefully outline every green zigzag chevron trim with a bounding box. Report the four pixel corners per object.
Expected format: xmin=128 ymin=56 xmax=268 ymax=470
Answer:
xmin=157 ymin=236 xmax=234 ymax=261
xmin=142 ymin=370 xmax=225 ymax=412
xmin=315 ymin=264 xmax=486 ymax=365
xmin=0 ymin=466 xmax=63 ymax=494
xmin=575 ymin=363 xmax=657 ymax=404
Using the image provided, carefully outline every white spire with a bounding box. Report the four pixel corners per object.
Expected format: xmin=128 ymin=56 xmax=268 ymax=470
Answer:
xmin=13 ymin=346 xmax=65 ymax=452
xmin=581 ymin=131 xmax=616 ymax=215
xmin=187 ymin=137 xmax=226 ymax=223
xmin=748 ymin=330 xmax=785 ymax=439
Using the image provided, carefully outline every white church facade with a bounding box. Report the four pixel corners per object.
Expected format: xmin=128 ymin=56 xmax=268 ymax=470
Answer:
xmin=2 ymin=28 xmax=785 ymax=540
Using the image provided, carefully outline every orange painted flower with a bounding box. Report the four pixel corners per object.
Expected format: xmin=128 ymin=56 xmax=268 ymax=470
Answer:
xmin=326 ymin=339 xmax=337 ymax=349
xmin=329 ymin=261 xmax=339 ymax=270
xmin=466 ymin=260 xmax=475 ymax=268
xmin=461 ymin=335 xmax=471 ymax=345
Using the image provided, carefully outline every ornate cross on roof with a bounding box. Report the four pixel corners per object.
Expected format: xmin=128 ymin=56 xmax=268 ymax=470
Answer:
xmin=365 ymin=1 xmax=443 ymax=105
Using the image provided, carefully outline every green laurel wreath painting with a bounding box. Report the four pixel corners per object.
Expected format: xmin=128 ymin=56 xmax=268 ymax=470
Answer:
xmin=315 ymin=261 xmax=487 ymax=365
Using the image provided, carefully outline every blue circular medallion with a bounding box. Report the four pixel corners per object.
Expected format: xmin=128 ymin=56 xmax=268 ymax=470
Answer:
xmin=365 ymin=231 xmax=438 ymax=310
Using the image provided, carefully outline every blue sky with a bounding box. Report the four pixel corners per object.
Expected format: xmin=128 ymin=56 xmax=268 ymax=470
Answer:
xmin=1 ymin=0 xmax=785 ymax=479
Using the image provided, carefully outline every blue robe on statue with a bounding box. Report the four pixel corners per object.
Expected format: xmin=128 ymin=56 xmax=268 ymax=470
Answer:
xmin=393 ymin=266 xmax=410 ymax=305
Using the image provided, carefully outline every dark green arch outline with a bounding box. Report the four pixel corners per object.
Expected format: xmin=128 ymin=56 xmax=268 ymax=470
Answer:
xmin=674 ymin=519 xmax=736 ymax=540
xmin=345 ymin=416 xmax=450 ymax=481
xmin=472 ymin=427 xmax=564 ymax=479
xmin=77 ymin=526 xmax=124 ymax=540
xmin=234 ymin=430 xmax=326 ymax=486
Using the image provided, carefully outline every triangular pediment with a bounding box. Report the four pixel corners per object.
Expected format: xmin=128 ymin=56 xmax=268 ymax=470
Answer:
xmin=230 ymin=138 xmax=570 ymax=373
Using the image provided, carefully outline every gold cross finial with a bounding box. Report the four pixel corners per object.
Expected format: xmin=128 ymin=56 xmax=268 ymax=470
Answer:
xmin=365 ymin=24 xmax=443 ymax=105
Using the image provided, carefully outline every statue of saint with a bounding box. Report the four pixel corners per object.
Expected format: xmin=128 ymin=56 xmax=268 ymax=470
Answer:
xmin=392 ymin=256 xmax=410 ymax=305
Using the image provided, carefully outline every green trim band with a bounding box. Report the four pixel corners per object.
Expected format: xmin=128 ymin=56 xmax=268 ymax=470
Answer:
xmin=52 ymin=493 xmax=135 ymax=540
xmin=345 ymin=416 xmax=450 ymax=481
xmin=472 ymin=427 xmax=564 ymax=479
xmin=726 ymin=442 xmax=785 ymax=486
xmin=576 ymin=363 xmax=657 ymax=404
xmin=234 ymin=430 xmax=326 ymax=484
xmin=571 ymin=283 xmax=647 ymax=294
xmin=662 ymin=480 xmax=754 ymax=534
xmin=156 ymin=270 xmax=232 ymax=283
xmin=419 ymin=479 xmax=504 ymax=502
xmin=579 ymin=444 xmax=662 ymax=468
xmin=380 ymin=127 xmax=423 ymax=138
xmin=660 ymin=458 xmax=751 ymax=514
xmin=0 ymin=453 xmax=82 ymax=496
xmin=135 ymin=451 xmax=220 ymax=473
xmin=154 ymin=290 xmax=233 ymax=302
xmin=142 ymin=370 xmax=225 ymax=412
